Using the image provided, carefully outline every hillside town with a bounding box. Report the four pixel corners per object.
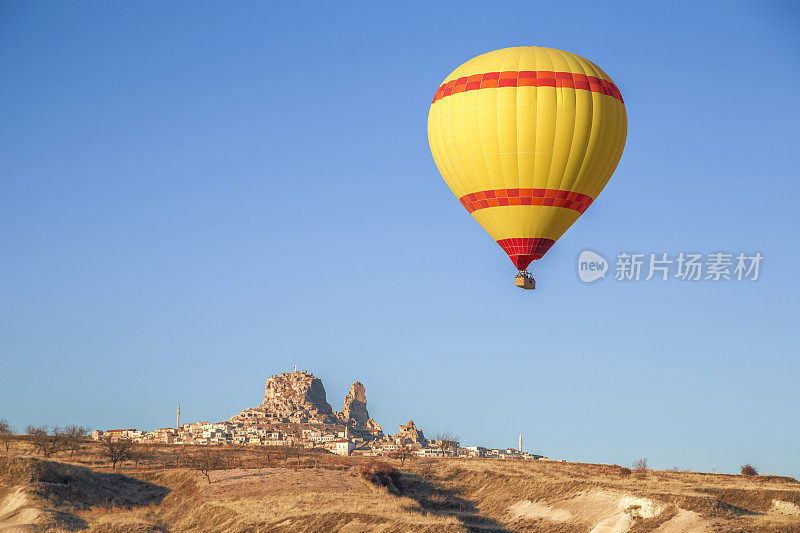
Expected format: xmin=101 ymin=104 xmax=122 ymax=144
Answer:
xmin=92 ymin=370 xmax=546 ymax=460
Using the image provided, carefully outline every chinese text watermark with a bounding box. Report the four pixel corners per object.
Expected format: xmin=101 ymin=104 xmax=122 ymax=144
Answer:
xmin=578 ymin=251 xmax=762 ymax=283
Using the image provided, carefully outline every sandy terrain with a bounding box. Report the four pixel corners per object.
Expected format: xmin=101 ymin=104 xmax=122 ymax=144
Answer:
xmin=2 ymin=440 xmax=799 ymax=532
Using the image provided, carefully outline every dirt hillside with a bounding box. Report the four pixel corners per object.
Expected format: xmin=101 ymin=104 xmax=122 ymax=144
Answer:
xmin=2 ymin=452 xmax=799 ymax=532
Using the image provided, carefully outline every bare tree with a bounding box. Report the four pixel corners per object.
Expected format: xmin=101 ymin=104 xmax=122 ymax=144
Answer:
xmin=632 ymin=458 xmax=648 ymax=473
xmin=130 ymin=444 xmax=155 ymax=470
xmin=259 ymin=445 xmax=279 ymax=467
xmin=278 ymin=444 xmax=291 ymax=466
xmin=0 ymin=420 xmax=13 ymax=454
xmin=418 ymin=459 xmax=436 ymax=481
xmin=172 ymin=444 xmax=188 ymax=468
xmin=63 ymin=425 xmax=88 ymax=460
xmin=392 ymin=442 xmax=414 ymax=466
xmin=141 ymin=443 xmax=157 ymax=469
xmin=292 ymin=445 xmax=307 ymax=469
xmin=99 ymin=434 xmax=133 ymax=470
xmin=26 ymin=425 xmax=64 ymax=458
xmin=191 ymin=448 xmax=226 ymax=484
xmin=431 ymin=431 xmax=459 ymax=457
xmin=25 ymin=425 xmax=44 ymax=454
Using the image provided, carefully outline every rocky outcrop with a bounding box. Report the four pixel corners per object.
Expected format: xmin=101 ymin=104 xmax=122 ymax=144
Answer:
xmin=397 ymin=420 xmax=426 ymax=444
xmin=227 ymin=371 xmax=385 ymax=435
xmin=255 ymin=370 xmax=338 ymax=424
xmin=338 ymin=382 xmax=382 ymax=433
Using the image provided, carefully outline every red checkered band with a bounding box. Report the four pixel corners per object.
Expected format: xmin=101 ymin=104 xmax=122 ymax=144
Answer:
xmin=432 ymin=70 xmax=623 ymax=104
xmin=459 ymin=188 xmax=594 ymax=215
xmin=496 ymin=238 xmax=556 ymax=269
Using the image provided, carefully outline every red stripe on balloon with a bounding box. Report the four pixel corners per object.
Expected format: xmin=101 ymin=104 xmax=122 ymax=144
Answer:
xmin=458 ymin=188 xmax=594 ymax=215
xmin=496 ymin=238 xmax=556 ymax=269
xmin=432 ymin=70 xmax=623 ymax=104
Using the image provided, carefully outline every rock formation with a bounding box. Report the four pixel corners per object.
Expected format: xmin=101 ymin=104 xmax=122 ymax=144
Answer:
xmin=397 ymin=420 xmax=426 ymax=444
xmin=229 ymin=370 xmax=338 ymax=425
xmin=228 ymin=370 xmax=384 ymax=437
xmin=260 ymin=370 xmax=336 ymax=423
xmin=337 ymin=382 xmax=382 ymax=433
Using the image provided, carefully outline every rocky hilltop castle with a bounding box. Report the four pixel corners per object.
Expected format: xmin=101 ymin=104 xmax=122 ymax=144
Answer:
xmin=95 ymin=370 xmax=431 ymax=453
xmin=229 ymin=370 xmax=384 ymax=437
xmin=93 ymin=369 xmax=543 ymax=460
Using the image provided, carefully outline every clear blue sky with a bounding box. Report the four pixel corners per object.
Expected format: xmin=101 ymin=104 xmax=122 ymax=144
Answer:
xmin=1 ymin=1 xmax=798 ymax=477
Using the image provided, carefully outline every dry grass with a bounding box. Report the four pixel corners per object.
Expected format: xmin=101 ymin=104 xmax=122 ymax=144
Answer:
xmin=2 ymin=442 xmax=799 ymax=532
xmin=422 ymin=459 xmax=800 ymax=532
xmin=0 ymin=456 xmax=36 ymax=497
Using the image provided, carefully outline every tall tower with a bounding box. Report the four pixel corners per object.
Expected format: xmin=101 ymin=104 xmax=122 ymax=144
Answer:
xmin=519 ymin=432 xmax=523 ymax=453
xmin=176 ymin=403 xmax=181 ymax=430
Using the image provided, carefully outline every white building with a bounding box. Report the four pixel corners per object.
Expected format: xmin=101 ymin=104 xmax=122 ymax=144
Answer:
xmin=414 ymin=448 xmax=443 ymax=458
xmin=326 ymin=439 xmax=354 ymax=456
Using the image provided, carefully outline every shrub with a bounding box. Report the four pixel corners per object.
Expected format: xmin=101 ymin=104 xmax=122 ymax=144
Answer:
xmin=619 ymin=466 xmax=632 ymax=477
xmin=418 ymin=459 xmax=436 ymax=481
xmin=741 ymin=464 xmax=758 ymax=477
xmin=632 ymin=458 xmax=648 ymax=473
xmin=359 ymin=460 xmax=402 ymax=494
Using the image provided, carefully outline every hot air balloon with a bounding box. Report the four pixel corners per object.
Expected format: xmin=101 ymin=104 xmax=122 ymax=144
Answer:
xmin=427 ymin=47 xmax=627 ymax=289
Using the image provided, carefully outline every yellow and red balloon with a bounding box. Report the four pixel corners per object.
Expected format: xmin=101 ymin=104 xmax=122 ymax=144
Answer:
xmin=427 ymin=46 xmax=627 ymax=271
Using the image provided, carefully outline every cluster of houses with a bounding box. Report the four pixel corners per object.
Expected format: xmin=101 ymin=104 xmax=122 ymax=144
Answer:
xmin=93 ymin=422 xmax=332 ymax=448
xmin=358 ymin=443 xmax=544 ymax=460
xmin=92 ymin=423 xmax=362 ymax=456
xmin=91 ymin=423 xmax=545 ymax=460
xmin=92 ymin=373 xmax=552 ymax=460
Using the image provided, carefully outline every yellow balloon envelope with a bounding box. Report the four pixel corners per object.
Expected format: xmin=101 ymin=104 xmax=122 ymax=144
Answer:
xmin=428 ymin=46 xmax=627 ymax=273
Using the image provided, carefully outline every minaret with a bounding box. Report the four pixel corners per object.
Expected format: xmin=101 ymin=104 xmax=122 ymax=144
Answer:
xmin=176 ymin=403 xmax=181 ymax=430
xmin=518 ymin=432 xmax=523 ymax=453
